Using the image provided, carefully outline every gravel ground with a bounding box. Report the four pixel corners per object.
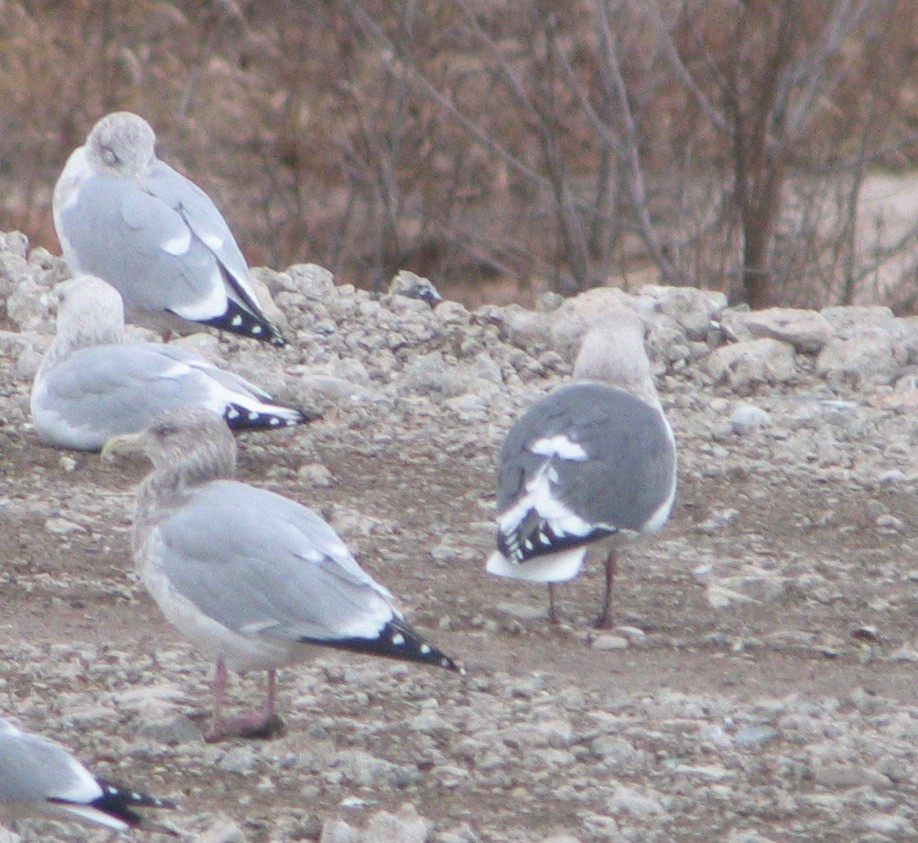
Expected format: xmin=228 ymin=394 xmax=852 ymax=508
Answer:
xmin=0 ymin=232 xmax=916 ymax=843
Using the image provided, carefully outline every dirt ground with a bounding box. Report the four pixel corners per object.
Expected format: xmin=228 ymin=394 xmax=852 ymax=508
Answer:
xmin=0 ymin=262 xmax=916 ymax=842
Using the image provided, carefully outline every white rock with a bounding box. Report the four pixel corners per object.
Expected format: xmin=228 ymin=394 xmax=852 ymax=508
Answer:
xmin=720 ymin=307 xmax=834 ymax=352
xmin=643 ymin=284 xmax=727 ymax=340
xmin=195 ymin=819 xmax=248 ymax=843
xmin=592 ymin=634 xmax=629 ymax=651
xmin=730 ymin=404 xmax=771 ymax=431
xmin=286 ymin=262 xmax=336 ymax=299
xmin=320 ymin=819 xmax=360 ymax=843
xmin=817 ymin=329 xmax=902 ymax=387
xmin=706 ymin=338 xmax=797 ymax=390
xmin=608 ymin=784 xmax=667 ymax=818
xmin=364 ymin=804 xmax=432 ymax=843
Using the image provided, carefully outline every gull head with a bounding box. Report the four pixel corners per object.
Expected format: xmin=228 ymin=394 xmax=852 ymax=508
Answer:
xmin=102 ymin=407 xmax=237 ymax=484
xmin=86 ymin=111 xmax=157 ymax=178
xmin=573 ymin=308 xmax=660 ymax=409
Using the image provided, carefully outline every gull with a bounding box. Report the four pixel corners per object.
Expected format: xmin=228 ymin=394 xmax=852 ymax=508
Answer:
xmin=487 ymin=310 xmax=677 ymax=626
xmin=31 ymin=276 xmax=311 ymax=452
xmin=53 ymin=111 xmax=286 ymax=345
xmin=103 ymin=407 xmax=462 ymax=741
xmin=0 ymin=717 xmax=175 ymax=837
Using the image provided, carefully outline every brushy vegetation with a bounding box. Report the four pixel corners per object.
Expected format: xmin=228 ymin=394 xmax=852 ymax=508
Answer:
xmin=1 ymin=0 xmax=916 ymax=309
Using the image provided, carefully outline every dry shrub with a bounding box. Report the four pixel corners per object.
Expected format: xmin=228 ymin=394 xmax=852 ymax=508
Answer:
xmin=0 ymin=0 xmax=915 ymax=309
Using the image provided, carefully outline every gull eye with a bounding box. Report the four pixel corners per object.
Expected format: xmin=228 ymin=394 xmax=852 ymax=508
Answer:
xmin=152 ymin=421 xmax=179 ymax=439
xmin=102 ymin=145 xmax=119 ymax=166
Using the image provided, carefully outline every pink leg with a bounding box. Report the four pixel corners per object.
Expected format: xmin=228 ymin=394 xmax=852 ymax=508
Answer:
xmin=547 ymin=582 xmax=559 ymax=625
xmin=206 ymin=664 xmax=283 ymax=742
xmin=594 ymin=549 xmax=618 ymax=628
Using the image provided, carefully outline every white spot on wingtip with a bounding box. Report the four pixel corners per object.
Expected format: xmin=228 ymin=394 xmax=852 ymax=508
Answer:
xmin=248 ymin=411 xmax=259 ymax=421
xmin=269 ymin=417 xmax=280 ymax=425
xmin=391 ymin=632 xmax=405 ymax=646
xmin=230 ymin=314 xmax=243 ymax=326
xmin=252 ymin=325 xmax=263 ymax=335
xmin=227 ymin=408 xmax=240 ymax=419
xmin=420 ymin=643 xmax=431 ymax=654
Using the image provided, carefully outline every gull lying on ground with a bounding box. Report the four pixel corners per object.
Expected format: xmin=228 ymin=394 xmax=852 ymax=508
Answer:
xmin=53 ymin=111 xmax=286 ymax=345
xmin=103 ymin=407 xmax=462 ymax=741
xmin=31 ymin=276 xmax=311 ymax=452
xmin=0 ymin=717 xmax=175 ymax=837
xmin=487 ymin=310 xmax=677 ymax=626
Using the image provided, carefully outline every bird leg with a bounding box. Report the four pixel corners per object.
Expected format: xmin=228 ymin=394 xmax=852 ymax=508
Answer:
xmin=594 ymin=549 xmax=619 ymax=628
xmin=547 ymin=582 xmax=559 ymax=624
xmin=206 ymin=662 xmax=284 ymax=741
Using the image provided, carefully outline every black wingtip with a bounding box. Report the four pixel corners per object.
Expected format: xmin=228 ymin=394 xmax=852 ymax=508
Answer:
xmin=76 ymin=779 xmax=177 ymax=834
xmin=198 ymin=299 xmax=288 ymax=346
xmin=224 ymin=403 xmax=320 ymax=431
xmin=498 ymin=514 xmax=617 ymax=564
xmin=305 ymin=619 xmax=464 ymax=674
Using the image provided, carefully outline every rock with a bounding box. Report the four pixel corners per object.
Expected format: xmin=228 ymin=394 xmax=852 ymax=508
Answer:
xmin=320 ymin=820 xmax=360 ymax=843
xmin=135 ymin=714 xmax=203 ymax=745
xmin=816 ymin=329 xmax=902 ymax=388
xmin=591 ymin=634 xmax=629 ymax=650
xmin=608 ymin=784 xmax=667 ymax=818
xmin=504 ymin=305 xmax=553 ymax=354
xmin=820 ymin=304 xmax=896 ymax=333
xmin=364 ymin=804 xmax=432 ymax=843
xmin=705 ymin=338 xmax=797 ymax=390
xmin=859 ymin=813 xmax=915 ymax=836
xmin=216 ymin=745 xmax=259 ymax=775
xmin=389 ymin=271 xmax=442 ymax=306
xmin=6 ymin=279 xmax=51 ymax=332
xmin=720 ymin=307 xmax=834 ymax=352
xmin=196 ymin=819 xmax=248 ymax=843
xmin=298 ymin=462 xmax=333 ymax=486
xmin=43 ymin=517 xmax=85 ymax=535
xmin=286 ymin=263 xmax=336 ymax=300
xmin=642 ymin=284 xmax=727 ymax=340
xmin=730 ymin=404 xmax=771 ymax=432
xmin=399 ymin=353 xmax=468 ymax=397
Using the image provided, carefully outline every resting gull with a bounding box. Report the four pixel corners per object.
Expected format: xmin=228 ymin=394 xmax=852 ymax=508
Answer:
xmin=487 ymin=311 xmax=677 ymax=626
xmin=30 ymin=276 xmax=310 ymax=452
xmin=103 ymin=407 xmax=462 ymax=741
xmin=0 ymin=717 xmax=175 ymax=837
xmin=53 ymin=111 xmax=286 ymax=345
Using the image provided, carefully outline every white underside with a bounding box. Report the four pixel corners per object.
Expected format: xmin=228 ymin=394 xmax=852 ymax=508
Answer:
xmin=486 ymin=546 xmax=587 ymax=583
xmin=144 ymin=563 xmax=310 ymax=673
xmin=168 ymin=265 xmax=230 ymax=321
xmin=2 ymin=799 xmax=128 ymax=834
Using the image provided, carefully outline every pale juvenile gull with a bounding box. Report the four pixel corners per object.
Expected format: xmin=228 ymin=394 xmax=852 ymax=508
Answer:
xmin=103 ymin=407 xmax=462 ymax=741
xmin=53 ymin=111 xmax=286 ymax=345
xmin=0 ymin=717 xmax=175 ymax=837
xmin=31 ymin=276 xmax=311 ymax=452
xmin=487 ymin=310 xmax=677 ymax=626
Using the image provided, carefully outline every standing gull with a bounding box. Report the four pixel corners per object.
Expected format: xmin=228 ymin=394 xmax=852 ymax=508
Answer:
xmin=487 ymin=311 xmax=677 ymax=626
xmin=53 ymin=111 xmax=286 ymax=345
xmin=31 ymin=276 xmax=311 ymax=452
xmin=103 ymin=407 xmax=461 ymax=741
xmin=0 ymin=717 xmax=175 ymax=837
